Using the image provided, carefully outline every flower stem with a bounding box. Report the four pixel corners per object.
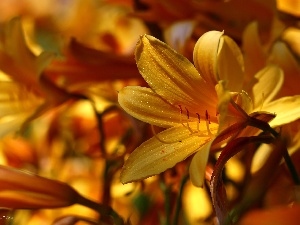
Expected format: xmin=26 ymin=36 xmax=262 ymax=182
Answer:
xmin=249 ymin=117 xmax=300 ymax=185
xmin=283 ymin=148 xmax=300 ymax=185
xmin=160 ymin=178 xmax=171 ymax=225
xmin=77 ymin=194 xmax=124 ymax=225
xmin=172 ymin=175 xmax=188 ymax=225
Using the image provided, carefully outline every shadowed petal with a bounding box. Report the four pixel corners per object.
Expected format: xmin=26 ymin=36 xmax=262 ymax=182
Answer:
xmin=0 ymin=165 xmax=79 ymax=209
xmin=189 ymin=141 xmax=212 ymax=187
xmin=251 ymin=65 xmax=284 ymax=108
xmin=269 ymin=41 xmax=300 ymax=97
xmin=120 ymin=126 xmax=215 ymax=184
xmin=242 ymin=22 xmax=266 ymax=81
xmin=217 ymin=35 xmax=244 ymax=92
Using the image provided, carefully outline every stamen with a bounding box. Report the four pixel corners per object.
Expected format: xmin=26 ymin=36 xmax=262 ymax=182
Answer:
xmin=205 ymin=110 xmax=211 ymax=124
xmin=178 ymin=105 xmax=183 ymax=124
xmin=184 ymin=107 xmax=194 ymax=133
xmin=196 ymin=113 xmax=200 ymax=131
xmin=205 ymin=110 xmax=213 ymax=137
xmin=178 ymin=106 xmax=212 ymax=137
xmin=185 ymin=107 xmax=190 ymax=119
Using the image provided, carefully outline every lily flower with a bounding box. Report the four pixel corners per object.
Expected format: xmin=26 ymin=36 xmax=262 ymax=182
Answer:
xmin=118 ymin=31 xmax=300 ymax=188
xmin=0 ymin=165 xmax=79 ymax=209
xmin=118 ymin=34 xmax=220 ymax=186
xmin=0 ymin=18 xmax=79 ymax=137
xmin=118 ymin=32 xmax=254 ymax=186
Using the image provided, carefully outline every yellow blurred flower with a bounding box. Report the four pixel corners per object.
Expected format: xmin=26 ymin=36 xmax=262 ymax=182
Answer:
xmin=0 ymin=18 xmax=76 ymax=137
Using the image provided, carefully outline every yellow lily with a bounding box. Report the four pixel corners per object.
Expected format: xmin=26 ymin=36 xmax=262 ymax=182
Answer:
xmin=118 ymin=31 xmax=300 ymax=187
xmin=119 ymin=34 xmax=221 ymax=186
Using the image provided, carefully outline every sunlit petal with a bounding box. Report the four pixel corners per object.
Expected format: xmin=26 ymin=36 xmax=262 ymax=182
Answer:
xmin=118 ymin=86 xmax=181 ymax=128
xmin=120 ymin=126 xmax=214 ymax=184
xmin=193 ymin=31 xmax=244 ymax=92
xmin=135 ymin=34 xmax=217 ymax=115
xmin=193 ymin=31 xmax=222 ymax=86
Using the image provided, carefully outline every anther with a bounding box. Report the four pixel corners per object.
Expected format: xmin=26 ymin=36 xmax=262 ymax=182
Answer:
xmin=196 ymin=113 xmax=200 ymax=123
xmin=205 ymin=110 xmax=213 ymax=137
xmin=178 ymin=105 xmax=183 ymax=114
xmin=205 ymin=110 xmax=211 ymax=124
xmin=185 ymin=107 xmax=190 ymax=119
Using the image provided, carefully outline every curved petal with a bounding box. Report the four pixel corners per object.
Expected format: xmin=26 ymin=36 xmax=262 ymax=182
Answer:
xmin=217 ymin=35 xmax=244 ymax=92
xmin=118 ymin=86 xmax=181 ymax=127
xmin=251 ymin=65 xmax=284 ymax=109
xmin=189 ymin=141 xmax=212 ymax=187
xmin=135 ymin=35 xmax=217 ymax=117
xmin=193 ymin=31 xmax=222 ymax=86
xmin=263 ymin=96 xmax=300 ymax=127
xmin=193 ymin=31 xmax=244 ymax=92
xmin=120 ymin=126 xmax=214 ymax=184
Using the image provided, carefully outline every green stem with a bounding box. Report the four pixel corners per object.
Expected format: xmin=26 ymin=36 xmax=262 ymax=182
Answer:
xmin=77 ymin=194 xmax=124 ymax=225
xmin=159 ymin=178 xmax=171 ymax=225
xmin=172 ymin=175 xmax=188 ymax=225
xmin=283 ymin=149 xmax=300 ymax=185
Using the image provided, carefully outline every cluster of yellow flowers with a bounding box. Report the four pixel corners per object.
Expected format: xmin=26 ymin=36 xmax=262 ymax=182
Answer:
xmin=0 ymin=0 xmax=299 ymax=225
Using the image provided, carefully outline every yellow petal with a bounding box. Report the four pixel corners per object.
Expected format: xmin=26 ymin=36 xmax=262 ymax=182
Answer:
xmin=263 ymin=96 xmax=300 ymax=127
xmin=118 ymin=86 xmax=181 ymax=128
xmin=189 ymin=141 xmax=212 ymax=187
xmin=277 ymin=0 xmax=300 ymax=17
xmin=120 ymin=126 xmax=213 ymax=184
xmin=251 ymin=65 xmax=284 ymax=109
xmin=269 ymin=41 xmax=300 ymax=97
xmin=217 ymin=35 xmax=244 ymax=92
xmin=194 ymin=31 xmax=244 ymax=92
xmin=193 ymin=31 xmax=223 ymax=86
xmin=135 ymin=34 xmax=217 ymax=116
